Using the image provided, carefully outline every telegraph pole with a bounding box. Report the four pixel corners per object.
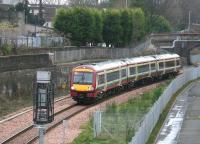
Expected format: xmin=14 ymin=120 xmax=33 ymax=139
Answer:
xmin=188 ymin=11 xmax=191 ymax=32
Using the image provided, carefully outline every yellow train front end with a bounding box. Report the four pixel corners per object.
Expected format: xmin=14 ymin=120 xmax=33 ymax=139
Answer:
xmin=70 ymin=66 xmax=97 ymax=103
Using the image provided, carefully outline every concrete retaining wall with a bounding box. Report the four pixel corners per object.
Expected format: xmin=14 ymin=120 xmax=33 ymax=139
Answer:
xmin=0 ymin=53 xmax=54 ymax=72
xmin=0 ymin=43 xmax=149 ymax=107
xmin=16 ymin=43 xmax=148 ymax=63
xmin=191 ymin=54 xmax=200 ymax=64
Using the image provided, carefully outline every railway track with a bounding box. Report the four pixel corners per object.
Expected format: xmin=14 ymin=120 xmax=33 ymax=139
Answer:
xmin=1 ymin=103 xmax=89 ymax=144
xmin=0 ymin=96 xmax=71 ymax=124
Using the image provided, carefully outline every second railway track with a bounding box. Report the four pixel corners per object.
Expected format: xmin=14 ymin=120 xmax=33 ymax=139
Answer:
xmin=1 ymin=103 xmax=89 ymax=144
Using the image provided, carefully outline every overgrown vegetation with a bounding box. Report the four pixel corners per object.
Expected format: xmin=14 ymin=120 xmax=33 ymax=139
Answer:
xmin=0 ymin=93 xmax=32 ymax=118
xmin=54 ymin=7 xmax=170 ymax=47
xmin=0 ymin=43 xmax=13 ymax=55
xmin=72 ymin=81 xmax=170 ymax=144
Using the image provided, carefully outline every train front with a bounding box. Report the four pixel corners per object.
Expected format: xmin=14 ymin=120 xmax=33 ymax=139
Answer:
xmin=70 ymin=66 xmax=96 ymax=103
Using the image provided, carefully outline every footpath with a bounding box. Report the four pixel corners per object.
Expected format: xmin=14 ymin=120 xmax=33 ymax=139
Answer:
xmin=156 ymin=81 xmax=200 ymax=144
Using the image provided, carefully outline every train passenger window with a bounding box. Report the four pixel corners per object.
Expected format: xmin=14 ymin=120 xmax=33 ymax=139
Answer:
xmin=138 ymin=65 xmax=149 ymax=73
xmin=159 ymin=62 xmax=164 ymax=69
xmin=98 ymin=74 xmax=105 ymax=85
xmin=151 ymin=63 xmax=156 ymax=70
xmin=165 ymin=61 xmax=174 ymax=67
xmin=176 ymin=60 xmax=180 ymax=66
xmin=107 ymin=71 xmax=119 ymax=82
xmin=121 ymin=69 xmax=127 ymax=77
xmin=129 ymin=67 xmax=136 ymax=75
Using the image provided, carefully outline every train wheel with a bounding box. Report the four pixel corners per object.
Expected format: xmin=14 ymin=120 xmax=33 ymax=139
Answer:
xmin=97 ymin=92 xmax=104 ymax=100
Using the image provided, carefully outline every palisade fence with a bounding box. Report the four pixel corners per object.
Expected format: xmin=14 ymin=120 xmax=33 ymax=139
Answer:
xmin=0 ymin=36 xmax=64 ymax=48
xmin=93 ymin=67 xmax=200 ymax=144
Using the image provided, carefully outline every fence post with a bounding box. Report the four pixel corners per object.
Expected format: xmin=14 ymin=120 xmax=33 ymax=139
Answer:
xmin=62 ymin=120 xmax=67 ymax=144
xmin=93 ymin=110 xmax=102 ymax=138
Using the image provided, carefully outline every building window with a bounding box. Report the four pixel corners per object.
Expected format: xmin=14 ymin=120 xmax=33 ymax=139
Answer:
xmin=107 ymin=71 xmax=119 ymax=82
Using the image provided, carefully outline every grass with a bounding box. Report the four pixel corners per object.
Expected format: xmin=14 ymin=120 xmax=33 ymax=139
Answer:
xmin=72 ymin=80 xmax=170 ymax=144
xmin=0 ymin=87 xmax=67 ymax=118
xmin=0 ymin=95 xmax=32 ymax=118
xmin=146 ymin=79 xmax=198 ymax=144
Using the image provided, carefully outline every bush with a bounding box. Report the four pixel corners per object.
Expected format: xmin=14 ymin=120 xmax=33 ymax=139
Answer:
xmin=131 ymin=8 xmax=145 ymax=41
xmin=102 ymin=9 xmax=122 ymax=47
xmin=148 ymin=15 xmax=171 ymax=33
xmin=92 ymin=9 xmax=103 ymax=45
xmin=120 ymin=9 xmax=133 ymax=46
xmin=1 ymin=43 xmax=12 ymax=55
xmin=54 ymin=7 xmax=170 ymax=47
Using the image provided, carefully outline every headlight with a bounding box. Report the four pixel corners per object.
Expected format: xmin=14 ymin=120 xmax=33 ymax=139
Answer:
xmin=71 ymin=86 xmax=75 ymax=90
xmin=89 ymin=86 xmax=94 ymax=91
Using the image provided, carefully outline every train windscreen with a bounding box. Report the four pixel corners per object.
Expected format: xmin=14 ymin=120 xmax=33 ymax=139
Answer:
xmin=73 ymin=72 xmax=93 ymax=84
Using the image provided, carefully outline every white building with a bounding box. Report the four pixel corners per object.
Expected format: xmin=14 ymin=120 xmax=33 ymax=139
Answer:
xmin=0 ymin=0 xmax=23 ymax=5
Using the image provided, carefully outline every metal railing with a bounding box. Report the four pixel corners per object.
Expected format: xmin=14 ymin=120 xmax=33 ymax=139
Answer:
xmin=0 ymin=36 xmax=64 ymax=48
xmin=129 ymin=67 xmax=200 ymax=144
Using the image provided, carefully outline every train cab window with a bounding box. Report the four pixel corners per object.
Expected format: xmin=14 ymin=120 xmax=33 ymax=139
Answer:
xmin=151 ymin=63 xmax=156 ymax=70
xmin=138 ymin=64 xmax=149 ymax=73
xmin=107 ymin=71 xmax=119 ymax=82
xmin=73 ymin=72 xmax=93 ymax=84
xmin=159 ymin=62 xmax=164 ymax=69
xmin=121 ymin=69 xmax=127 ymax=77
xmin=129 ymin=67 xmax=136 ymax=75
xmin=176 ymin=60 xmax=180 ymax=66
xmin=98 ymin=74 xmax=105 ymax=85
xmin=165 ymin=61 xmax=174 ymax=67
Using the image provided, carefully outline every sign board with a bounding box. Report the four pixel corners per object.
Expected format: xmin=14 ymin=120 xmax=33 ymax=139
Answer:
xmin=37 ymin=71 xmax=51 ymax=83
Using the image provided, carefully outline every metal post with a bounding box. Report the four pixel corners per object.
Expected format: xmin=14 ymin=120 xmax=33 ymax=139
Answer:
xmin=37 ymin=125 xmax=45 ymax=144
xmin=188 ymin=11 xmax=191 ymax=32
xmin=35 ymin=15 xmax=37 ymax=37
xmin=125 ymin=0 xmax=128 ymax=8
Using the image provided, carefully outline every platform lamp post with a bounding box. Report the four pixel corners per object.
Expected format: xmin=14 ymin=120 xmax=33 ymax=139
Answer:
xmin=33 ymin=71 xmax=55 ymax=144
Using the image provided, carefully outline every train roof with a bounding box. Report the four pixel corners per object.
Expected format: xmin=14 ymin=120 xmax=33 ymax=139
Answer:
xmin=74 ymin=54 xmax=180 ymax=72
xmin=76 ymin=60 xmax=127 ymax=72
xmin=123 ymin=55 xmax=156 ymax=64
xmin=154 ymin=53 xmax=180 ymax=60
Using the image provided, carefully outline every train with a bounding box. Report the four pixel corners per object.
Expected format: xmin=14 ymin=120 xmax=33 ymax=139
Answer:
xmin=70 ymin=53 xmax=181 ymax=104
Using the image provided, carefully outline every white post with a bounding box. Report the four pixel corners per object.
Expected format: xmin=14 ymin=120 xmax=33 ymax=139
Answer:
xmin=93 ymin=112 xmax=97 ymax=138
xmin=93 ymin=110 xmax=102 ymax=137
xmin=62 ymin=120 xmax=67 ymax=144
